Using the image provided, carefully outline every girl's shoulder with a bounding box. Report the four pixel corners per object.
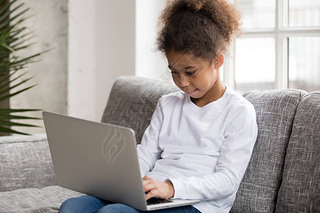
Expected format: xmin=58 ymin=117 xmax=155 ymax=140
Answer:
xmin=224 ymin=88 xmax=256 ymax=115
xmin=225 ymin=88 xmax=249 ymax=104
xmin=158 ymin=91 xmax=186 ymax=105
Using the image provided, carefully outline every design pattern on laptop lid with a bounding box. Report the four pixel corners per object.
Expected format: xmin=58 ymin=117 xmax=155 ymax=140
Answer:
xmin=102 ymin=126 xmax=126 ymax=165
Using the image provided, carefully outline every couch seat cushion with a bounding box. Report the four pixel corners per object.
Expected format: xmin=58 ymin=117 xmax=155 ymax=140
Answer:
xmin=0 ymin=186 xmax=83 ymax=213
xmin=0 ymin=134 xmax=56 ymax=191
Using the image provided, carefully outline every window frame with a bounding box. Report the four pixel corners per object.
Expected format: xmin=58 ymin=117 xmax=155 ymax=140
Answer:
xmin=224 ymin=0 xmax=320 ymax=90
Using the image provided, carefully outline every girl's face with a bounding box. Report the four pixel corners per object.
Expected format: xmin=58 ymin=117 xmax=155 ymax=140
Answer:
xmin=166 ymin=49 xmax=225 ymax=107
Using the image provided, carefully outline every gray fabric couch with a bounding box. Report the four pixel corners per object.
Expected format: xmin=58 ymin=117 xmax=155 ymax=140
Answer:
xmin=0 ymin=76 xmax=319 ymax=213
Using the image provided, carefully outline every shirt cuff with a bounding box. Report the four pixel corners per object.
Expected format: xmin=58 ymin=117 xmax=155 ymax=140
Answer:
xmin=166 ymin=178 xmax=186 ymax=199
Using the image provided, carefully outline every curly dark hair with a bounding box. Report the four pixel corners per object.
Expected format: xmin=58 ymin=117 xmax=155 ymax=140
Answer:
xmin=157 ymin=0 xmax=241 ymax=61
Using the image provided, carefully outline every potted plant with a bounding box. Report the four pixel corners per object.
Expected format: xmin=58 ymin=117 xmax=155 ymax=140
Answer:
xmin=0 ymin=0 xmax=43 ymax=135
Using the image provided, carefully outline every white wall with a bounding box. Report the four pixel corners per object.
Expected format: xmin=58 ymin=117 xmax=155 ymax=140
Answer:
xmin=68 ymin=0 xmax=96 ymax=121
xmin=69 ymin=0 xmax=170 ymax=122
xmin=135 ymin=0 xmax=169 ymax=81
xmin=68 ymin=0 xmax=136 ymax=122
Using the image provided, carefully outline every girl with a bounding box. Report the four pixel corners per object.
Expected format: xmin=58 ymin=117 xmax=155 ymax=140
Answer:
xmin=59 ymin=0 xmax=258 ymax=212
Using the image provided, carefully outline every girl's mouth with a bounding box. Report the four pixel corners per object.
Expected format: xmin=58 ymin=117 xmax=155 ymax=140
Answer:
xmin=185 ymin=89 xmax=198 ymax=95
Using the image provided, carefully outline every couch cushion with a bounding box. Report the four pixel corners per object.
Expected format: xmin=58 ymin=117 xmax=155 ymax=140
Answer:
xmin=275 ymin=92 xmax=320 ymax=212
xmin=231 ymin=89 xmax=306 ymax=213
xmin=0 ymin=134 xmax=56 ymax=192
xmin=101 ymin=76 xmax=178 ymax=143
xmin=0 ymin=185 xmax=83 ymax=213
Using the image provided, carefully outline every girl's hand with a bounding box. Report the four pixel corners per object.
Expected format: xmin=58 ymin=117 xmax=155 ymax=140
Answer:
xmin=142 ymin=176 xmax=175 ymax=200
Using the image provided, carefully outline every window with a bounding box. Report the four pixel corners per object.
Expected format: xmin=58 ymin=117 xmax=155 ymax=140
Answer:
xmin=224 ymin=0 xmax=320 ymax=92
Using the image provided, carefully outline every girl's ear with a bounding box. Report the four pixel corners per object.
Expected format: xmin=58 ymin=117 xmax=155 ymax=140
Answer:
xmin=215 ymin=53 xmax=224 ymax=69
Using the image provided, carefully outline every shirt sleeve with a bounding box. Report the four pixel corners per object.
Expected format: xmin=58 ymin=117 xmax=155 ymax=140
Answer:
xmin=169 ymin=105 xmax=258 ymax=201
xmin=137 ymin=99 xmax=164 ymax=177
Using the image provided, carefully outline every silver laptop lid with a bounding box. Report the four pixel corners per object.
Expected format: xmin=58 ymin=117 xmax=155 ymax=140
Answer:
xmin=43 ymin=111 xmax=148 ymax=210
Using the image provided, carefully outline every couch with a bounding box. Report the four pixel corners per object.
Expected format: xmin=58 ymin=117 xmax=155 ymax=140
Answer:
xmin=0 ymin=76 xmax=319 ymax=213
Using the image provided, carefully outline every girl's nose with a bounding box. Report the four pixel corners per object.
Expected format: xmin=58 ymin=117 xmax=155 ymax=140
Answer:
xmin=178 ymin=75 xmax=190 ymax=88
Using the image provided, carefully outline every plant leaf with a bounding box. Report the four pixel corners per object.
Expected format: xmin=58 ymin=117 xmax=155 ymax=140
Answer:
xmin=0 ymin=114 xmax=40 ymax=120
xmin=0 ymin=84 xmax=36 ymax=102
xmin=0 ymin=108 xmax=40 ymax=113
xmin=0 ymin=75 xmax=33 ymax=95
xmin=0 ymin=119 xmax=39 ymax=127
xmin=0 ymin=126 xmax=30 ymax=135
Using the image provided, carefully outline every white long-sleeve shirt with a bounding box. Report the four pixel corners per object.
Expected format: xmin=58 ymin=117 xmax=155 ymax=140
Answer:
xmin=137 ymin=87 xmax=258 ymax=212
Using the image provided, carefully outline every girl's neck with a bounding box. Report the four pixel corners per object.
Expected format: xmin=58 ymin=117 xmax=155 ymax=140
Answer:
xmin=191 ymin=80 xmax=226 ymax=107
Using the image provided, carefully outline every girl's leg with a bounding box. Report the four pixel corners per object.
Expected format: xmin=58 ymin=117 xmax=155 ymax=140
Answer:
xmin=60 ymin=196 xmax=200 ymax=213
xmin=98 ymin=203 xmax=141 ymax=213
xmin=98 ymin=203 xmax=200 ymax=213
xmin=59 ymin=195 xmax=107 ymax=213
xmin=149 ymin=205 xmax=201 ymax=213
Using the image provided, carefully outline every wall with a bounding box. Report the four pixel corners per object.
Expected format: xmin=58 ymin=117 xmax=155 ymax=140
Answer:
xmin=135 ymin=0 xmax=169 ymax=81
xmin=93 ymin=0 xmax=136 ymax=121
xmin=68 ymin=0 xmax=136 ymax=122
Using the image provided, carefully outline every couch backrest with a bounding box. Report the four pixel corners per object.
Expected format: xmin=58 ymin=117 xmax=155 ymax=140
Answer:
xmin=101 ymin=76 xmax=179 ymax=143
xmin=101 ymin=76 xmax=307 ymax=212
xmin=230 ymin=89 xmax=306 ymax=213
xmin=275 ymin=92 xmax=320 ymax=213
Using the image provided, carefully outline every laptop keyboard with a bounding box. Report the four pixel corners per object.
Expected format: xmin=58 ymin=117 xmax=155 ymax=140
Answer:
xmin=147 ymin=197 xmax=173 ymax=205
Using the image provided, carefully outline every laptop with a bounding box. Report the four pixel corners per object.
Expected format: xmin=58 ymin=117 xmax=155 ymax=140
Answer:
xmin=42 ymin=111 xmax=200 ymax=211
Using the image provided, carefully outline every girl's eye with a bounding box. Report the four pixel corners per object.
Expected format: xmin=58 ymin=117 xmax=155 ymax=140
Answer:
xmin=186 ymin=71 xmax=196 ymax=76
xmin=171 ymin=71 xmax=179 ymax=75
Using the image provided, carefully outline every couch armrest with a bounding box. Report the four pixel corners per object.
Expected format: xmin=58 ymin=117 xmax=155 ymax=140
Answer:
xmin=0 ymin=134 xmax=57 ymax=192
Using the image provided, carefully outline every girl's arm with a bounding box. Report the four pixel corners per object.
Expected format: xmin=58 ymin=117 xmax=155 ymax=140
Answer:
xmin=137 ymin=99 xmax=164 ymax=177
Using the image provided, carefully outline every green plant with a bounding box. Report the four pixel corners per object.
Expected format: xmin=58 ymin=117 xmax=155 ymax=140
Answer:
xmin=0 ymin=0 xmax=43 ymax=135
